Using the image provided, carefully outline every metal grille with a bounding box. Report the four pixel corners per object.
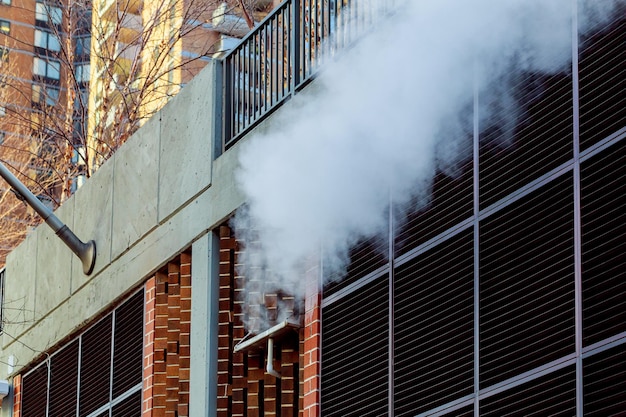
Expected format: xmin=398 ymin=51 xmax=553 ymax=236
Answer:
xmin=319 ymin=4 xmax=626 ymax=415
xmin=80 ymin=315 xmax=113 ymax=416
xmin=112 ymin=290 xmax=144 ymax=398
xmin=480 ymin=365 xmax=576 ymax=416
xmin=21 ymin=365 xmax=48 ymax=417
xmin=111 ymin=391 xmax=142 ymax=416
xmin=479 ymin=70 xmax=574 ymax=209
xmin=323 ymin=234 xmax=389 ymax=297
xmin=579 ymin=4 xmax=626 ymax=150
xmin=581 ymin=139 xmax=626 ymax=346
xmin=20 ymin=290 xmax=144 ymax=417
xmin=479 ymin=174 xmax=575 ymax=387
xmin=321 ymin=275 xmax=389 ymax=416
xmin=48 ymin=340 xmax=80 ymax=416
xmin=583 ymin=343 xmax=626 ymax=416
xmin=394 ymin=230 xmax=474 ymax=416
xmin=396 ymin=156 xmax=473 ymax=257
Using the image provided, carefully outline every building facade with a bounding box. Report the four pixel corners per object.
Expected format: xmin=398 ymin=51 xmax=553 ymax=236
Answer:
xmin=1 ymin=0 xmax=624 ymax=416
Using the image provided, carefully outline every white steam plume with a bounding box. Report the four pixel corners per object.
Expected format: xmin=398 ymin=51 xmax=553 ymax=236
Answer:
xmin=234 ymin=0 xmax=623 ymax=306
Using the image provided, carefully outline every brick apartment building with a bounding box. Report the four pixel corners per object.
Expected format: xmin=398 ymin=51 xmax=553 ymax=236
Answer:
xmin=0 ymin=0 xmax=625 ymax=416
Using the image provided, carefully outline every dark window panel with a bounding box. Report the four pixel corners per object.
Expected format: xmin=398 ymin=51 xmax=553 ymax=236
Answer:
xmin=480 ymin=175 xmax=575 ymax=387
xmin=396 ymin=158 xmax=473 ymax=256
xmin=111 ymin=390 xmax=142 ymax=416
xmin=322 ymin=276 xmax=389 ymax=416
xmin=583 ymin=342 xmax=626 ymax=416
xmin=80 ymin=315 xmax=113 ymax=417
xmin=480 ymin=70 xmax=573 ymax=209
xmin=394 ymin=230 xmax=474 ymax=416
xmin=21 ymin=365 xmax=49 ymax=417
xmin=480 ymin=365 xmax=576 ymax=416
xmin=581 ymin=139 xmax=626 ymax=346
xmin=49 ymin=340 xmax=79 ymax=416
xmin=579 ymin=7 xmax=626 ymax=150
xmin=323 ymin=235 xmax=388 ymax=297
xmin=112 ymin=290 xmax=144 ymax=398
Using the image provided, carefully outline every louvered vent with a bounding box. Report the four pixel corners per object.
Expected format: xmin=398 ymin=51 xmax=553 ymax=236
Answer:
xmin=579 ymin=5 xmax=626 ymax=150
xmin=79 ymin=315 xmax=113 ymax=416
xmin=394 ymin=230 xmax=474 ymax=416
xmin=479 ymin=70 xmax=573 ymax=209
xmin=480 ymin=365 xmax=576 ymax=415
xmin=323 ymin=235 xmax=388 ymax=297
xmin=583 ymin=343 xmax=626 ymax=416
xmin=19 ymin=289 xmax=144 ymax=416
xmin=112 ymin=290 xmax=144 ymax=397
xmin=479 ymin=174 xmax=575 ymax=387
xmin=396 ymin=160 xmax=473 ymax=257
xmin=111 ymin=390 xmax=143 ymax=415
xmin=21 ymin=365 xmax=48 ymax=417
xmin=321 ymin=275 xmax=389 ymax=416
xmin=48 ymin=340 xmax=79 ymax=416
xmin=581 ymin=140 xmax=626 ymax=346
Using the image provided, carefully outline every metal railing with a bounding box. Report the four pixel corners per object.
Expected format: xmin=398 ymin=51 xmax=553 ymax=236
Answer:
xmin=222 ymin=0 xmax=396 ymax=149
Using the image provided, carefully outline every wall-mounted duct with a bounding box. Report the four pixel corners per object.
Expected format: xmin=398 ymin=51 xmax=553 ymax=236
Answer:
xmin=234 ymin=318 xmax=300 ymax=379
xmin=0 ymin=162 xmax=96 ymax=275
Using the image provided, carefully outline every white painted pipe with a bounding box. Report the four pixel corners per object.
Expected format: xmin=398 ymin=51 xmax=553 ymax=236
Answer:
xmin=266 ymin=338 xmax=281 ymax=378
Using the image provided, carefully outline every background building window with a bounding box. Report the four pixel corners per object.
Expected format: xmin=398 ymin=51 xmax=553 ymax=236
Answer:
xmin=32 ymin=84 xmax=59 ymax=106
xmin=0 ymin=19 xmax=10 ymax=34
xmin=33 ymin=57 xmax=60 ymax=80
xmin=34 ymin=29 xmax=61 ymax=52
xmin=35 ymin=3 xmax=62 ymax=26
xmin=75 ymin=63 xmax=90 ymax=83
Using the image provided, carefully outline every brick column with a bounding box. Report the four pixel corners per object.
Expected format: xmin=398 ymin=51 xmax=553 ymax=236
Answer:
xmin=144 ymin=252 xmax=192 ymax=417
xmin=303 ymin=262 xmax=321 ymax=417
xmin=143 ymin=277 xmax=157 ymax=417
xmin=12 ymin=374 xmax=21 ymax=417
xmin=179 ymin=252 xmax=192 ymax=417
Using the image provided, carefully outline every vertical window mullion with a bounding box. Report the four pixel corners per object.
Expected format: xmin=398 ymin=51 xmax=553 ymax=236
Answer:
xmin=473 ymin=63 xmax=481 ymax=417
xmin=571 ymin=0 xmax=583 ymax=416
xmin=388 ymin=191 xmax=394 ymax=416
xmin=109 ymin=310 xmax=115 ymax=416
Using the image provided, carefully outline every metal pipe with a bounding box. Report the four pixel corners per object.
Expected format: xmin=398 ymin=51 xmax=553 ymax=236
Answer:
xmin=266 ymin=338 xmax=281 ymax=378
xmin=0 ymin=161 xmax=96 ymax=275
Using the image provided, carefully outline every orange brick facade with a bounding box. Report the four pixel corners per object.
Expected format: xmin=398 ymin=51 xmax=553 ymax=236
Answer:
xmin=11 ymin=228 xmax=322 ymax=417
xmin=216 ymin=224 xmax=321 ymax=417
xmin=143 ymin=251 xmax=192 ymax=417
xmin=10 ymin=374 xmax=21 ymax=417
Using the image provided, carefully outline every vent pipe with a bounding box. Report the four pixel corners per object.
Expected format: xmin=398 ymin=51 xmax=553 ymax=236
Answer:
xmin=0 ymin=162 xmax=96 ymax=275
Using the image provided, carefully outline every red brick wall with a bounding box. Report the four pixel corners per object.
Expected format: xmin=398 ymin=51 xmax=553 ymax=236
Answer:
xmin=303 ymin=265 xmax=321 ymax=417
xmin=217 ymin=224 xmax=306 ymax=417
xmin=143 ymin=252 xmax=192 ymax=417
xmin=143 ymin=276 xmax=157 ymax=416
xmin=11 ymin=374 xmax=21 ymax=417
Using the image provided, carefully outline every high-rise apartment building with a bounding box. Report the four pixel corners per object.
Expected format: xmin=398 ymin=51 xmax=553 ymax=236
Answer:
xmin=0 ymin=0 xmax=91 ymax=266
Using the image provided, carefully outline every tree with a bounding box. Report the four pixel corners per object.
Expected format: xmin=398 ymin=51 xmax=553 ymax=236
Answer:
xmin=0 ymin=0 xmax=274 ymax=267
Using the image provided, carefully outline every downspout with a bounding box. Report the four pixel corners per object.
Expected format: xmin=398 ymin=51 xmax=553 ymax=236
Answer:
xmin=266 ymin=338 xmax=281 ymax=379
xmin=0 ymin=162 xmax=96 ymax=275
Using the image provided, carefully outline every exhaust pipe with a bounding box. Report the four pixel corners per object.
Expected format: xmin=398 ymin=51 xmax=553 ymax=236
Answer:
xmin=0 ymin=162 xmax=96 ymax=275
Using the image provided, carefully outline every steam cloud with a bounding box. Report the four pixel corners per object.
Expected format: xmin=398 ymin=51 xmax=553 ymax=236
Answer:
xmin=234 ymin=0 xmax=623 ymax=314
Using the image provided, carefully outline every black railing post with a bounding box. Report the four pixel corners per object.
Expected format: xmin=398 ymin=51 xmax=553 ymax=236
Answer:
xmin=291 ymin=0 xmax=301 ymax=93
xmin=222 ymin=58 xmax=232 ymax=149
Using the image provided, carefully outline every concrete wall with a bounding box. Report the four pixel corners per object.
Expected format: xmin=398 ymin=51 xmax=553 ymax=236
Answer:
xmin=0 ymin=60 xmax=245 ymax=379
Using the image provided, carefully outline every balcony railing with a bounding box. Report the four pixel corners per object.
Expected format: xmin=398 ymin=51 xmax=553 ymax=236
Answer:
xmin=222 ymin=0 xmax=395 ymax=149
